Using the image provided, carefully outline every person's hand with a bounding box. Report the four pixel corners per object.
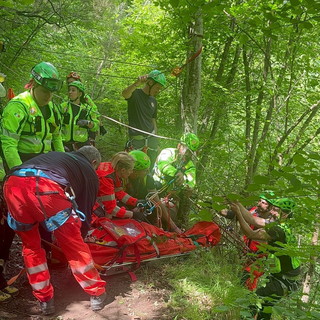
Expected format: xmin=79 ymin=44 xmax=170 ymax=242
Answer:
xmin=174 ymin=171 xmax=184 ymax=186
xmin=134 ymin=75 xmax=148 ymax=87
xmin=77 ymin=119 xmax=92 ymax=128
xmin=132 ymin=207 xmax=146 ymax=221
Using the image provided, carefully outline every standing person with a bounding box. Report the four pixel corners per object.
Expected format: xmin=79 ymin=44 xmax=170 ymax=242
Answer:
xmin=59 ymin=81 xmax=99 ymax=151
xmin=4 ymin=146 xmax=106 ymax=315
xmin=125 ymin=150 xmax=182 ymax=233
xmin=231 ymin=198 xmax=300 ymax=320
xmin=122 ymin=70 xmax=166 ymax=168
xmin=66 ymin=72 xmax=105 ymax=137
xmin=0 ymin=61 xmax=64 ymax=171
xmin=153 ymin=132 xmax=199 ymax=225
xmin=0 ymin=62 xmax=64 ymax=301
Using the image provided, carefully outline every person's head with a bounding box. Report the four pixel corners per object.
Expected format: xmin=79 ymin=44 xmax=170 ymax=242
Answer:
xmin=270 ymin=198 xmax=296 ymax=220
xmin=68 ymin=80 xmax=85 ymax=103
xmin=145 ymin=70 xmax=166 ymax=97
xmin=111 ymin=152 xmax=135 ymax=179
xmin=257 ymin=191 xmax=275 ymax=213
xmin=66 ymin=71 xmax=81 ymax=84
xmin=76 ymin=146 xmax=101 ymax=169
xmin=129 ymin=150 xmax=151 ymax=179
xmin=30 ymin=62 xmax=62 ymax=106
xmin=178 ymin=132 xmax=200 ymax=160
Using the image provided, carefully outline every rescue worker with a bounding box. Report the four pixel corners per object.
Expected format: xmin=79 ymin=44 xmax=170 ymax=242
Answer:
xmin=231 ymin=198 xmax=301 ymax=320
xmin=153 ymin=132 xmax=199 ymax=224
xmin=59 ymin=81 xmax=99 ymax=151
xmin=4 ymin=146 xmax=106 ymax=315
xmin=124 ymin=150 xmax=182 ymax=233
xmin=0 ymin=61 xmax=64 ymax=171
xmin=94 ymin=152 xmax=145 ymax=220
xmin=66 ymin=71 xmax=105 ymax=137
xmin=122 ymin=70 xmax=166 ymax=168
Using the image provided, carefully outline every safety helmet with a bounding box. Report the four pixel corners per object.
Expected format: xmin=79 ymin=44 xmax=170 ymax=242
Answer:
xmin=180 ymin=133 xmax=200 ymax=151
xmin=272 ymin=198 xmax=296 ymax=213
xmin=68 ymin=80 xmax=85 ymax=93
xmin=129 ymin=150 xmax=151 ymax=171
xmin=259 ymin=191 xmax=275 ymax=204
xmin=66 ymin=71 xmax=81 ymax=81
xmin=148 ymin=70 xmax=166 ymax=87
xmin=31 ymin=62 xmax=62 ymax=92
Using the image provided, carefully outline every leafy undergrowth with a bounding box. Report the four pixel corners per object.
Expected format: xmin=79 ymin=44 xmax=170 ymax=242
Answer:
xmin=140 ymin=246 xmax=320 ymax=320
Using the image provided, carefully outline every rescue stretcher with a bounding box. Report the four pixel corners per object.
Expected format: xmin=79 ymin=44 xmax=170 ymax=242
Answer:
xmin=83 ymin=217 xmax=221 ymax=276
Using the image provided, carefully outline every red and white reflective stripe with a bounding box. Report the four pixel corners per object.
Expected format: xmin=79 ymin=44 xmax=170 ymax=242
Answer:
xmin=111 ymin=206 xmax=121 ymax=216
xmin=27 ymin=263 xmax=48 ymax=275
xmin=114 ymin=187 xmax=123 ymax=192
xmin=31 ymin=279 xmax=50 ymax=291
xmin=79 ymin=275 xmax=102 ymax=290
xmin=98 ymin=194 xmax=115 ymax=201
xmin=71 ymin=262 xmax=95 ymax=275
xmin=121 ymin=194 xmax=131 ymax=204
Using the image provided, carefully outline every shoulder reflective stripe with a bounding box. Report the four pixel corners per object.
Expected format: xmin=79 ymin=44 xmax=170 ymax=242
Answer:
xmin=31 ymin=279 xmax=50 ymax=290
xmin=78 ymin=278 xmax=101 ymax=289
xmin=114 ymin=187 xmax=123 ymax=192
xmin=71 ymin=263 xmax=95 ymax=275
xmin=27 ymin=263 xmax=48 ymax=275
xmin=121 ymin=194 xmax=131 ymax=203
xmin=97 ymin=194 xmax=115 ymax=202
xmin=111 ymin=206 xmax=121 ymax=215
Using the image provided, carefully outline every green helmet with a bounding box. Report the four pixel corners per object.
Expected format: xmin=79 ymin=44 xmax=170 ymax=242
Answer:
xmin=272 ymin=198 xmax=296 ymax=213
xmin=180 ymin=133 xmax=200 ymax=151
xmin=148 ymin=70 xmax=166 ymax=86
xmin=31 ymin=62 xmax=62 ymax=92
xmin=259 ymin=191 xmax=275 ymax=204
xmin=68 ymin=80 xmax=85 ymax=93
xmin=129 ymin=150 xmax=151 ymax=170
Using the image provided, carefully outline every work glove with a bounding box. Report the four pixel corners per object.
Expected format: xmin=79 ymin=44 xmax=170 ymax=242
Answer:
xmin=132 ymin=207 xmax=146 ymax=221
xmin=77 ymin=119 xmax=91 ymax=128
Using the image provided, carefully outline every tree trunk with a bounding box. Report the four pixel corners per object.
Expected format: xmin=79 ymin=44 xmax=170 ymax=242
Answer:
xmin=180 ymin=8 xmax=203 ymax=133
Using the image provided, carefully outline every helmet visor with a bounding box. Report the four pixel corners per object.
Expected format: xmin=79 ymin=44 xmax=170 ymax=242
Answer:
xmin=41 ymin=78 xmax=63 ymax=92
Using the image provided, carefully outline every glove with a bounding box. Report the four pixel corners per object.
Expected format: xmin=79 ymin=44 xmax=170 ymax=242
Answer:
xmin=132 ymin=207 xmax=146 ymax=221
xmin=174 ymin=171 xmax=184 ymax=186
xmin=77 ymin=119 xmax=91 ymax=128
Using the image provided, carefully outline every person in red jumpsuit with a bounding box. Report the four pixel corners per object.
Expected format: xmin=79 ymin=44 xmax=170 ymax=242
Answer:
xmin=4 ymin=146 xmax=106 ymax=315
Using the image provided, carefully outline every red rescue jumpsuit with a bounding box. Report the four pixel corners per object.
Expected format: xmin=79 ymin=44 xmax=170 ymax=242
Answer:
xmin=4 ymin=175 xmax=106 ymax=302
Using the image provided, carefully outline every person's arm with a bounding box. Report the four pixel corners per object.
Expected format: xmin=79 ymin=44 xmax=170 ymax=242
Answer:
xmin=122 ymin=75 xmax=148 ymax=99
xmin=184 ymin=161 xmax=196 ymax=189
xmin=98 ymin=176 xmax=133 ymax=218
xmin=0 ymin=102 xmax=27 ymax=168
xmin=152 ymin=118 xmax=157 ymax=134
xmin=236 ymin=202 xmax=267 ymax=228
xmin=230 ymin=202 xmax=271 ymax=241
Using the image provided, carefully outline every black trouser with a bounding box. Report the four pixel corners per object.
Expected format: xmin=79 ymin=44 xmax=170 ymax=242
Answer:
xmin=253 ymin=275 xmax=299 ymax=320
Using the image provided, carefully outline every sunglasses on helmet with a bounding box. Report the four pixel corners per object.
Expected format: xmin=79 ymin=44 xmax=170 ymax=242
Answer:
xmin=66 ymin=72 xmax=81 ymax=80
xmin=31 ymin=70 xmax=63 ymax=92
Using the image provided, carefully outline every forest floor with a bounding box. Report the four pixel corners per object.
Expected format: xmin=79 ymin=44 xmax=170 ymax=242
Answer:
xmin=0 ymin=237 xmax=174 ymax=320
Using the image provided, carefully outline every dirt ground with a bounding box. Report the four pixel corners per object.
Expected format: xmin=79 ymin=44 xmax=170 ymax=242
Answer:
xmin=0 ymin=237 xmax=174 ymax=320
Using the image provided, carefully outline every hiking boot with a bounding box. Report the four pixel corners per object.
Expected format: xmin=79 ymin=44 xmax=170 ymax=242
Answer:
xmin=90 ymin=292 xmax=106 ymax=311
xmin=40 ymin=298 xmax=55 ymax=315
xmin=0 ymin=290 xmax=12 ymax=303
xmin=3 ymin=286 xmax=19 ymax=297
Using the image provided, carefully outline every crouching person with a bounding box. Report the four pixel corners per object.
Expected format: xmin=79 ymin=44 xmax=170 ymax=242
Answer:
xmin=3 ymin=146 xmax=106 ymax=315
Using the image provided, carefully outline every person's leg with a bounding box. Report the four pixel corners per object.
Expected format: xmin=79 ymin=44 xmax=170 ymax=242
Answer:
xmin=54 ymin=214 xmax=106 ymax=297
xmin=16 ymin=226 xmax=54 ymax=302
xmin=255 ymin=277 xmax=284 ymax=320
